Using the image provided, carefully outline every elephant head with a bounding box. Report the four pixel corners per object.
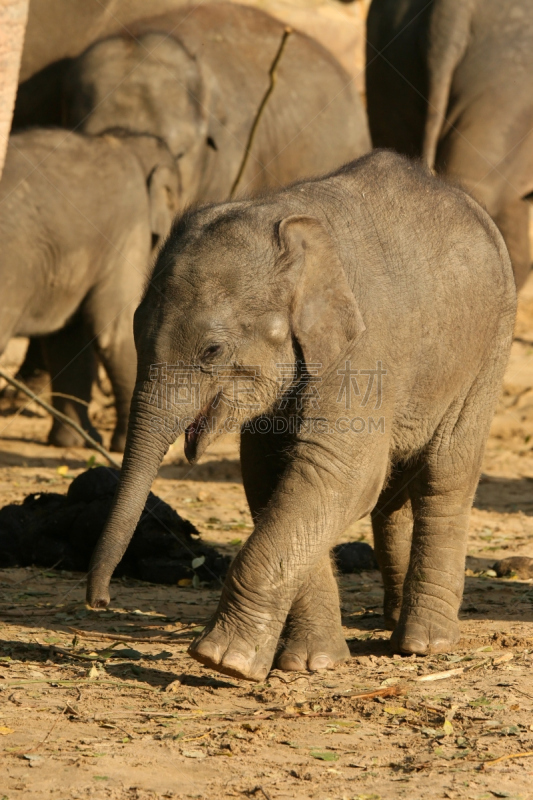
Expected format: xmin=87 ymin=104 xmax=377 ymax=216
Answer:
xmin=86 ymin=202 xmax=364 ymax=608
xmin=103 ymin=129 xmax=182 ymax=247
xmin=65 ymin=33 xmax=210 ymax=208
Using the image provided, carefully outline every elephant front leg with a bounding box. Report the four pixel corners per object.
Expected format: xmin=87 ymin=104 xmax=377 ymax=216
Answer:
xmin=239 ymin=426 xmax=349 ymax=673
xmin=371 ymin=466 xmax=414 ymax=630
xmin=276 ymin=554 xmax=349 ymax=672
xmin=189 ymin=434 xmax=389 ymax=681
xmin=188 ymin=556 xmax=291 ymax=681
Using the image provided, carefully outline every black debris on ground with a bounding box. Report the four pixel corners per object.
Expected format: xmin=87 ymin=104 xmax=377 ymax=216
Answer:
xmin=333 ymin=540 xmax=378 ymax=573
xmin=0 ymin=467 xmax=229 ymax=584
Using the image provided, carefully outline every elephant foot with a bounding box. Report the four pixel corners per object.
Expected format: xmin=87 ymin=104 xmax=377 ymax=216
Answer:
xmin=383 ymin=595 xmax=402 ymax=631
xmin=276 ymin=629 xmax=349 ymax=672
xmin=48 ymin=420 xmax=102 ymax=448
xmin=274 ymin=556 xmax=348 ymax=672
xmin=390 ymin=613 xmax=460 ymax=655
xmin=188 ymin=617 xmax=280 ymax=682
xmin=110 ymin=429 xmax=127 ymax=453
xmin=384 ymin=612 xmax=400 ymax=632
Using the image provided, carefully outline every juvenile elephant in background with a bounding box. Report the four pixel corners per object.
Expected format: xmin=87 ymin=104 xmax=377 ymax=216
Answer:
xmin=61 ymin=2 xmax=370 ymax=205
xmin=366 ymin=0 xmax=533 ymax=289
xmin=86 ymin=151 xmax=516 ymax=680
xmin=0 ymin=128 xmax=180 ymax=451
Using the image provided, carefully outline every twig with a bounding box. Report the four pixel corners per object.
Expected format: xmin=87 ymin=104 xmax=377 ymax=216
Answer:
xmin=1 ymin=678 xmax=159 ymax=692
xmin=0 ymin=366 xmax=120 ymax=468
xmin=68 ymin=625 xmax=194 ymax=645
xmin=248 ymin=787 xmax=273 ymax=800
xmin=415 ymin=667 xmax=466 ymax=683
xmin=230 ymin=27 xmax=292 ymax=198
xmin=4 ymin=705 xmax=68 ymax=758
xmin=49 ymin=392 xmax=91 ymax=407
xmin=483 ymin=750 xmax=533 ymax=767
xmin=1 ymin=608 xmax=63 ymax=617
xmin=11 ymin=560 xmax=64 ymax=585
xmin=415 ymin=652 xmax=513 ymax=683
xmin=337 ymin=685 xmax=405 ymax=700
xmin=109 ymin=722 xmax=136 ymax=740
xmin=513 ymin=687 xmax=533 ymax=701
xmin=183 ymin=732 xmax=210 ymax=743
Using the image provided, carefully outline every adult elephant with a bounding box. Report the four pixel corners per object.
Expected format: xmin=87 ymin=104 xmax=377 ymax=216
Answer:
xmin=366 ymin=0 xmax=533 ymax=289
xmin=0 ymin=0 xmax=28 ymax=178
xmin=61 ymin=3 xmax=370 ymax=206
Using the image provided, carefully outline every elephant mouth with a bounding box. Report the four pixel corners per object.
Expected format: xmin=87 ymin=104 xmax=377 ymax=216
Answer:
xmin=184 ymin=391 xmax=224 ymax=464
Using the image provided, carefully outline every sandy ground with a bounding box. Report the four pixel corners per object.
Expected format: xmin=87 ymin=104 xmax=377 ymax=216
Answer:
xmin=2 ymin=276 xmax=533 ymax=799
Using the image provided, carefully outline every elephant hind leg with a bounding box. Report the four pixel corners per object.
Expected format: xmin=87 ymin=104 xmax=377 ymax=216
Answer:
xmin=392 ymin=360 xmax=508 ymax=656
xmin=494 ymin=197 xmax=531 ymax=290
xmin=42 ymin=316 xmax=101 ymax=448
xmin=371 ymin=464 xmax=415 ymax=631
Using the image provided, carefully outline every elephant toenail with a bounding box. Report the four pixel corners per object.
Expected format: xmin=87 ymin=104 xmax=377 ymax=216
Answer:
xmin=309 ymin=654 xmax=333 ymax=671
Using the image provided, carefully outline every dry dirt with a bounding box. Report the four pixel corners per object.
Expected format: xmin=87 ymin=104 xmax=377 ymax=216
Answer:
xmin=2 ymin=278 xmax=533 ymax=800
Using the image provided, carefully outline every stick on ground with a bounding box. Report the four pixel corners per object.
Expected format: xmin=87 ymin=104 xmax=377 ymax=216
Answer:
xmin=0 ymin=366 xmax=121 ymax=468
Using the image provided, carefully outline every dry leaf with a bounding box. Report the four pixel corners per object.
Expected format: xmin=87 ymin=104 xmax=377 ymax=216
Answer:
xmin=165 ymin=680 xmax=182 ymax=693
xmin=0 ymin=726 xmax=14 ymax=735
xmin=182 ymin=749 xmax=206 ymax=759
xmin=443 ymin=719 xmax=454 ymax=735
xmin=309 ymin=750 xmax=339 ymax=762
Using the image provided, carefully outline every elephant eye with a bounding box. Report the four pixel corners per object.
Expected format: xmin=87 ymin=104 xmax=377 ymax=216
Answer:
xmin=200 ymin=344 xmax=222 ymax=362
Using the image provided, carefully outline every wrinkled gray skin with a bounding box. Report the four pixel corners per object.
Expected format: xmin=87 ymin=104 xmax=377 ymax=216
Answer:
xmin=63 ymin=3 xmax=370 ymax=206
xmin=0 ymin=128 xmax=180 ymax=451
xmin=366 ymin=0 xmax=533 ymax=289
xmin=86 ymin=151 xmax=516 ymax=681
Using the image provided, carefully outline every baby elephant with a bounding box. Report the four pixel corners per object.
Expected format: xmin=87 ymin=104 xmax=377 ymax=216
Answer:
xmin=0 ymin=128 xmax=180 ymax=451
xmin=86 ymin=151 xmax=516 ymax=680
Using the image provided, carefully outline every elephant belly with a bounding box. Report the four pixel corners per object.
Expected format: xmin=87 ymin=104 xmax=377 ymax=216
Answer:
xmin=15 ymin=280 xmax=88 ymax=338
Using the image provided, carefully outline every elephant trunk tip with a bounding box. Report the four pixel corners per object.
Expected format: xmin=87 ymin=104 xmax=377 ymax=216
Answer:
xmin=86 ymin=576 xmax=111 ymax=609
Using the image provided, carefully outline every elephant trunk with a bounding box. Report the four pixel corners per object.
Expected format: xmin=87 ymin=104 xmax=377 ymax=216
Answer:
xmin=86 ymin=381 xmax=179 ymax=608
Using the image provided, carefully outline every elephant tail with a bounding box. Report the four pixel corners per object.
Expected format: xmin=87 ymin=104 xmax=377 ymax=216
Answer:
xmin=423 ymin=0 xmax=476 ymax=169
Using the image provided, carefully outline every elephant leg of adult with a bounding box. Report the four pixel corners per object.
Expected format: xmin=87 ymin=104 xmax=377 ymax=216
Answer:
xmin=493 ymin=199 xmax=531 ymax=291
xmin=42 ymin=317 xmax=101 ymax=448
xmin=240 ymin=424 xmax=349 ymax=673
xmin=371 ymin=466 xmax=414 ymax=630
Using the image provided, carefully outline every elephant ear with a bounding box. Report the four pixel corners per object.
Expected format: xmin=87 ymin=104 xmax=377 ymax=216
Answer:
xmin=147 ymin=164 xmax=181 ymax=243
xmin=278 ymin=215 xmax=365 ymax=368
